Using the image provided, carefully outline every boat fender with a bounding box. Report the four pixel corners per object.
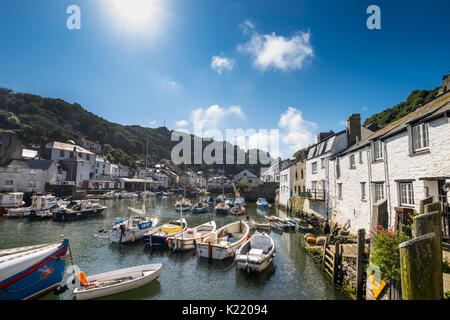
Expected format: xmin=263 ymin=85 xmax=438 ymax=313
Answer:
xmin=193 ymin=239 xmax=197 ymax=248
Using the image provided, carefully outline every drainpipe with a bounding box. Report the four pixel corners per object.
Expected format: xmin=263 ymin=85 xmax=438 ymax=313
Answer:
xmin=382 ymin=140 xmax=393 ymax=228
xmin=366 ymin=146 xmax=373 ymax=230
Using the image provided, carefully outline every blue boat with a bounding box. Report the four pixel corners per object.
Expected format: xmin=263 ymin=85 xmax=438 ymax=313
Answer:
xmin=256 ymin=198 xmax=269 ymax=209
xmin=0 ymin=238 xmax=69 ymax=300
xmin=203 ymin=196 xmax=215 ymax=204
xmin=234 ymin=197 xmax=246 ymax=206
xmin=192 ymin=202 xmax=208 ymax=214
xmin=225 ymin=198 xmax=234 ymax=207
xmin=144 ymin=219 xmax=187 ymax=245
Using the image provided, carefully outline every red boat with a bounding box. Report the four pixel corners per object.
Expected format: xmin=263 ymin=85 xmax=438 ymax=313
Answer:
xmin=0 ymin=192 xmax=25 ymax=215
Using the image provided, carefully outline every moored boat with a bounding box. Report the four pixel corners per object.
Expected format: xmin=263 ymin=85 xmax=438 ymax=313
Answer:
xmin=0 ymin=192 xmax=24 ymax=215
xmin=52 ymin=200 xmax=107 ymax=222
xmin=7 ymin=194 xmax=57 ymax=218
xmin=167 ymin=221 xmax=216 ymax=251
xmin=256 ymin=198 xmax=269 ymax=209
xmin=230 ymin=205 xmax=246 ymax=216
xmin=175 ymin=199 xmax=192 ymax=212
xmin=196 ymin=220 xmax=250 ymax=260
xmin=256 ymin=222 xmax=271 ymax=230
xmin=233 ymin=197 xmax=246 ymax=207
xmin=0 ymin=238 xmax=69 ymax=300
xmin=235 ymin=232 xmax=276 ymax=273
xmin=144 ymin=218 xmax=187 ymax=246
xmin=297 ymin=222 xmax=314 ymax=232
xmin=72 ymin=264 xmax=162 ymax=300
xmin=110 ymin=216 xmax=159 ymax=243
xmin=192 ymin=202 xmax=209 ymax=214
xmin=269 ymin=221 xmax=284 ymax=232
xmin=215 ymin=202 xmax=230 ymax=214
xmin=225 ymin=198 xmax=234 ymax=207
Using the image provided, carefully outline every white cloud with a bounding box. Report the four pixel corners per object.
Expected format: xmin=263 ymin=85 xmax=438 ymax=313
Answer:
xmin=190 ymin=104 xmax=245 ymax=132
xmin=278 ymin=107 xmax=317 ymax=156
xmin=163 ymin=79 xmax=182 ymax=88
xmin=175 ymin=120 xmax=189 ymax=127
xmin=148 ymin=120 xmax=157 ymax=127
xmin=362 ymin=107 xmax=368 ymax=111
xmin=210 ymin=56 xmax=235 ymax=74
xmin=238 ymin=28 xmax=314 ymax=71
xmin=340 ymin=120 xmax=347 ymax=126
xmin=239 ymin=20 xmax=255 ymax=34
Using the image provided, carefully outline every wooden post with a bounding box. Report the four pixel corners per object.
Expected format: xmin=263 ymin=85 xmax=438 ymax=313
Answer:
xmin=399 ymin=232 xmax=442 ymax=300
xmin=356 ymin=229 xmax=366 ymax=300
xmin=333 ymin=242 xmax=340 ymax=284
xmin=322 ymin=237 xmax=328 ymax=271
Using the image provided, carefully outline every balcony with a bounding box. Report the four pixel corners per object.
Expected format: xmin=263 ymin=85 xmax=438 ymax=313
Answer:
xmin=299 ymin=188 xmax=325 ymax=201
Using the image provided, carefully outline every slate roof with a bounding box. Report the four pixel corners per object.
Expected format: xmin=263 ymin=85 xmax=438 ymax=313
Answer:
xmin=45 ymin=141 xmax=94 ymax=155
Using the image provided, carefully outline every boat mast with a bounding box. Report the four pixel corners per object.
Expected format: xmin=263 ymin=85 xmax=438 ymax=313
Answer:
xmin=143 ymin=140 xmax=148 ymax=213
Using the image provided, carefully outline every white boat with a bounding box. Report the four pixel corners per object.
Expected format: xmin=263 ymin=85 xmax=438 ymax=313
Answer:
xmin=175 ymin=199 xmax=192 ymax=211
xmin=109 ymin=216 xmax=159 ymax=243
xmin=230 ymin=205 xmax=246 ymax=216
xmin=118 ymin=192 xmax=139 ymax=200
xmin=7 ymin=194 xmax=57 ymax=218
xmin=196 ymin=220 xmax=250 ymax=260
xmin=215 ymin=202 xmax=230 ymax=214
xmin=243 ymin=218 xmax=257 ymax=230
xmin=0 ymin=192 xmax=24 ymax=215
xmin=235 ymin=232 xmax=275 ymax=273
xmin=256 ymin=222 xmax=271 ymax=230
xmin=144 ymin=218 xmax=187 ymax=246
xmin=72 ymin=264 xmax=162 ymax=300
xmin=167 ymin=221 xmax=216 ymax=251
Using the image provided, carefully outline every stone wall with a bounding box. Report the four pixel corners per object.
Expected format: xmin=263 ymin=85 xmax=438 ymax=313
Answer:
xmin=236 ymin=182 xmax=278 ymax=202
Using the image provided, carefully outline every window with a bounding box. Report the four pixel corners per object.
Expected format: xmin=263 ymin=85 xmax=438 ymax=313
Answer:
xmin=4 ymin=180 xmax=14 ymax=185
xmin=70 ymin=152 xmax=74 ymax=158
xmin=86 ymin=154 xmax=91 ymax=161
xmin=321 ymin=158 xmax=325 ymax=169
xmin=29 ymin=180 xmax=36 ymax=187
xmin=374 ymin=183 xmax=384 ymax=202
xmin=374 ymin=141 xmax=383 ymax=160
xmin=350 ymin=155 xmax=356 ymax=169
xmin=361 ymin=182 xmax=366 ymax=200
xmin=301 ymin=169 xmax=304 ymax=179
xmin=312 ymin=162 xmax=317 ymax=174
xmin=295 ymin=171 xmax=298 ymax=180
xmin=30 ymin=169 xmax=37 ymax=175
xmin=424 ymin=186 xmax=430 ymax=197
xmin=359 ymin=149 xmax=363 ymax=163
xmin=336 ymin=158 xmax=341 ymax=179
xmin=412 ymin=123 xmax=429 ymax=152
xmin=338 ymin=183 xmax=342 ymax=199
xmin=59 ymin=150 xmax=65 ymax=157
xmin=312 ymin=181 xmax=317 ymax=190
xmin=399 ymin=183 xmax=414 ymax=206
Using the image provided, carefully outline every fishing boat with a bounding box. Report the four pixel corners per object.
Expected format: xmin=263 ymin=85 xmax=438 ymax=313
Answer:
xmin=110 ymin=216 xmax=159 ymax=243
xmin=297 ymin=222 xmax=314 ymax=232
xmin=0 ymin=192 xmax=24 ymax=215
xmin=175 ymin=199 xmax=192 ymax=212
xmin=144 ymin=218 xmax=187 ymax=246
xmin=167 ymin=221 xmax=216 ymax=251
xmin=72 ymin=264 xmax=162 ymax=300
xmin=225 ymin=198 xmax=234 ymax=207
xmin=196 ymin=220 xmax=250 ymax=260
xmin=233 ymin=197 xmax=246 ymax=207
xmin=52 ymin=200 xmax=107 ymax=222
xmin=7 ymin=194 xmax=57 ymax=218
xmin=235 ymin=232 xmax=276 ymax=273
xmin=215 ymin=202 xmax=230 ymax=214
xmin=192 ymin=202 xmax=209 ymax=214
xmin=256 ymin=222 xmax=271 ymax=230
xmin=256 ymin=198 xmax=269 ymax=209
xmin=230 ymin=205 xmax=246 ymax=216
xmin=0 ymin=238 xmax=69 ymax=300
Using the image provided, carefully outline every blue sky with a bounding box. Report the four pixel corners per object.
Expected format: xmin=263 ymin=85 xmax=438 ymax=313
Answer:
xmin=0 ymin=0 xmax=449 ymax=158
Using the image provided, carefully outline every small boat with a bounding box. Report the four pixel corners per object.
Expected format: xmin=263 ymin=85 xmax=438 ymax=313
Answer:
xmin=0 ymin=192 xmax=24 ymax=215
xmin=215 ymin=202 xmax=230 ymax=214
xmin=110 ymin=216 xmax=159 ymax=243
xmin=175 ymin=199 xmax=192 ymax=212
xmin=196 ymin=220 xmax=250 ymax=260
xmin=297 ymin=222 xmax=314 ymax=232
xmin=289 ymin=217 xmax=301 ymax=224
xmin=203 ymin=196 xmax=215 ymax=204
xmin=225 ymin=198 xmax=234 ymax=207
xmin=269 ymin=221 xmax=284 ymax=232
xmin=0 ymin=238 xmax=69 ymax=300
xmin=243 ymin=218 xmax=257 ymax=230
xmin=192 ymin=202 xmax=209 ymax=214
xmin=265 ymin=215 xmax=281 ymax=222
xmin=256 ymin=198 xmax=269 ymax=209
xmin=118 ymin=192 xmax=139 ymax=200
xmin=235 ymin=232 xmax=276 ymax=273
xmin=144 ymin=218 xmax=187 ymax=246
xmin=230 ymin=205 xmax=246 ymax=216
xmin=7 ymin=194 xmax=57 ymax=218
xmin=216 ymin=194 xmax=227 ymax=203
xmin=256 ymin=222 xmax=271 ymax=230
xmin=282 ymin=220 xmax=297 ymax=231
xmin=25 ymin=209 xmax=53 ymax=221
xmin=72 ymin=264 xmax=162 ymax=300
xmin=167 ymin=221 xmax=216 ymax=251
xmin=233 ymin=197 xmax=246 ymax=207
xmin=52 ymin=200 xmax=107 ymax=222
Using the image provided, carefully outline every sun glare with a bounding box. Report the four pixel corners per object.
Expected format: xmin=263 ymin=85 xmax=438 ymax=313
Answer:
xmin=111 ymin=0 xmax=155 ymax=28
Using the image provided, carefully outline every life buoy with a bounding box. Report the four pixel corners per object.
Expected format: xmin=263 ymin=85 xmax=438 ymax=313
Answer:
xmin=306 ymin=236 xmax=317 ymax=244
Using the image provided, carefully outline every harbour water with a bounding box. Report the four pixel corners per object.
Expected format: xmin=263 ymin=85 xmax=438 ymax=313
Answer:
xmin=0 ymin=197 xmax=346 ymax=300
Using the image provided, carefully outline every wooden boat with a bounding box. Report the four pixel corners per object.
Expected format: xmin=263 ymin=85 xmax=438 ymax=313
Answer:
xmin=297 ymin=222 xmax=314 ymax=232
xmin=192 ymin=202 xmax=209 ymax=214
xmin=256 ymin=222 xmax=271 ymax=230
xmin=256 ymin=198 xmax=269 ymax=209
xmin=215 ymin=202 xmax=230 ymax=214
xmin=110 ymin=216 xmax=159 ymax=243
xmin=144 ymin=218 xmax=187 ymax=246
xmin=167 ymin=221 xmax=216 ymax=251
xmin=196 ymin=220 xmax=250 ymax=260
xmin=72 ymin=264 xmax=162 ymax=300
xmin=52 ymin=200 xmax=107 ymax=221
xmin=265 ymin=215 xmax=281 ymax=222
xmin=0 ymin=238 xmax=69 ymax=300
xmin=235 ymin=232 xmax=276 ymax=273
xmin=230 ymin=205 xmax=246 ymax=216
xmin=0 ymin=192 xmax=24 ymax=215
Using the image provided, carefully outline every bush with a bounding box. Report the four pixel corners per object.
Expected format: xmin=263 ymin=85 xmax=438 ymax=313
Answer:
xmin=369 ymin=224 xmax=411 ymax=281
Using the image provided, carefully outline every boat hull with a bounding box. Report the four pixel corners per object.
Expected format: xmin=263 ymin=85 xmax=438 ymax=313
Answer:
xmin=0 ymin=239 xmax=69 ymax=300
xmin=215 ymin=208 xmax=230 ymax=214
xmin=52 ymin=208 xmax=105 ymax=222
xmin=237 ymin=256 xmax=274 ymax=273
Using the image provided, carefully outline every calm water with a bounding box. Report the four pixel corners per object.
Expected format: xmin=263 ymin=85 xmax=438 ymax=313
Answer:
xmin=0 ymin=197 xmax=346 ymax=300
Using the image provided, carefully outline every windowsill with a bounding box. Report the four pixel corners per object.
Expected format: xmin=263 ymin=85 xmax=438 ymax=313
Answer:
xmin=350 ymin=166 xmax=356 ymax=170
xmin=361 ymin=199 xmax=367 ymax=202
xmin=338 ymin=197 xmax=343 ymax=200
xmin=372 ymin=159 xmax=383 ymax=164
xmin=409 ymin=149 xmax=430 ymax=157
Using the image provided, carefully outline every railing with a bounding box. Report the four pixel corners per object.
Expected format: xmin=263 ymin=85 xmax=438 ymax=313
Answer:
xmin=299 ymin=188 xmax=325 ymax=200
xmin=437 ymin=195 xmax=450 ymax=242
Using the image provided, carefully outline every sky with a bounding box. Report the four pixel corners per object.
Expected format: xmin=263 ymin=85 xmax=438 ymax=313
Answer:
xmin=0 ymin=0 xmax=449 ymax=159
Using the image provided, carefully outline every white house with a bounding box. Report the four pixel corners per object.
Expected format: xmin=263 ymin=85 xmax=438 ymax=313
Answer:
xmin=330 ymin=84 xmax=450 ymax=234
xmin=45 ymin=141 xmax=95 ymax=166
xmin=60 ymin=156 xmax=92 ymax=188
xmin=260 ymin=161 xmax=280 ymax=182
xmin=0 ymin=159 xmax=63 ymax=193
xmin=279 ymin=161 xmax=295 ymax=208
xmin=94 ymin=155 xmax=111 ymax=179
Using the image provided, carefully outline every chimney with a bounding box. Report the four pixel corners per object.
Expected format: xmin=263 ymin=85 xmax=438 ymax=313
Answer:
xmin=439 ymin=74 xmax=450 ymax=94
xmin=347 ymin=114 xmax=361 ymax=146
xmin=317 ymin=130 xmax=334 ymax=143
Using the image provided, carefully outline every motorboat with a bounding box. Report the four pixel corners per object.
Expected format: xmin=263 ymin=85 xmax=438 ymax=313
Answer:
xmin=7 ymin=194 xmax=57 ymax=218
xmin=110 ymin=216 xmax=159 ymax=243
xmin=256 ymin=222 xmax=271 ymax=230
xmin=167 ymin=221 xmax=216 ymax=251
xmin=196 ymin=220 xmax=250 ymax=260
xmin=233 ymin=197 xmax=246 ymax=207
xmin=256 ymin=198 xmax=269 ymax=209
xmin=144 ymin=218 xmax=187 ymax=246
xmin=118 ymin=192 xmax=139 ymax=200
xmin=192 ymin=202 xmax=209 ymax=214
xmin=175 ymin=199 xmax=192 ymax=212
xmin=0 ymin=238 xmax=69 ymax=300
xmin=225 ymin=198 xmax=234 ymax=207
xmin=243 ymin=218 xmax=257 ymax=230
xmin=0 ymin=192 xmax=24 ymax=215
xmin=52 ymin=200 xmax=107 ymax=222
xmin=230 ymin=205 xmax=246 ymax=216
xmin=235 ymin=232 xmax=275 ymax=273
xmin=214 ymin=202 xmax=230 ymax=215
xmin=72 ymin=264 xmax=162 ymax=300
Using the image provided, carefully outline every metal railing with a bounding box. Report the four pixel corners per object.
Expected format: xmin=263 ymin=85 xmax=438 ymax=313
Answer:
xmin=299 ymin=188 xmax=325 ymax=200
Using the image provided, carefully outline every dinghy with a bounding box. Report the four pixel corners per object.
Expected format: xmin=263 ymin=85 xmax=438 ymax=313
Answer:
xmin=230 ymin=205 xmax=246 ymax=216
xmin=256 ymin=198 xmax=269 ymax=209
xmin=215 ymin=202 xmax=230 ymax=214
xmin=233 ymin=197 xmax=246 ymax=207
xmin=235 ymin=232 xmax=275 ymax=273
xmin=144 ymin=218 xmax=187 ymax=246
xmin=192 ymin=202 xmax=209 ymax=214
xmin=110 ymin=216 xmax=159 ymax=243
xmin=72 ymin=264 xmax=162 ymax=300
xmin=167 ymin=221 xmax=216 ymax=251
xmin=256 ymin=222 xmax=271 ymax=230
xmin=269 ymin=221 xmax=284 ymax=232
xmin=297 ymin=222 xmax=314 ymax=232
xmin=0 ymin=238 xmax=69 ymax=300
xmin=175 ymin=199 xmax=192 ymax=211
xmin=196 ymin=220 xmax=250 ymax=260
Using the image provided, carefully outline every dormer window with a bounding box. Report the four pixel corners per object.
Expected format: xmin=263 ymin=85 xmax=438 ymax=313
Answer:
xmin=412 ymin=123 xmax=429 ymax=152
